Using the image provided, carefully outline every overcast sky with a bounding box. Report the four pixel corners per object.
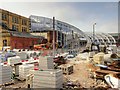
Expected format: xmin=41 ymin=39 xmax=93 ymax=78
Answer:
xmin=0 ymin=0 xmax=119 ymax=33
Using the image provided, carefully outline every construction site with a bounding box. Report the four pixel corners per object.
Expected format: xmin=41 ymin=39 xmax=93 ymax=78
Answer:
xmin=0 ymin=44 xmax=120 ymax=89
xmin=0 ymin=4 xmax=120 ymax=89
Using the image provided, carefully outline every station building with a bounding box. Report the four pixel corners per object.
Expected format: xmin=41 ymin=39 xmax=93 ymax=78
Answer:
xmin=29 ymin=15 xmax=88 ymax=52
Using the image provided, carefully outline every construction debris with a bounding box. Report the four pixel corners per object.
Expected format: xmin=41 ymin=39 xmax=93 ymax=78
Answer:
xmin=105 ymin=74 xmax=120 ymax=88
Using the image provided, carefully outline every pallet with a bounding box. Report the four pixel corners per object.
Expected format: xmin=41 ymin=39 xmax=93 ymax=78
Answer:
xmin=0 ymin=81 xmax=14 ymax=87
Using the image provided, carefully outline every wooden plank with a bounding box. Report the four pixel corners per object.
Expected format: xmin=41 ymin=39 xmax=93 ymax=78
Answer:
xmin=95 ymin=69 xmax=120 ymax=75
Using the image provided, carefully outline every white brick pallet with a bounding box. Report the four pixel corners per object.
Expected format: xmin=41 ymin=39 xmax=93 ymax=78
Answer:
xmin=7 ymin=56 xmax=21 ymax=65
xmin=0 ymin=64 xmax=13 ymax=85
xmin=19 ymin=64 xmax=34 ymax=80
xmin=32 ymin=69 xmax=63 ymax=88
xmin=39 ymin=56 xmax=54 ymax=70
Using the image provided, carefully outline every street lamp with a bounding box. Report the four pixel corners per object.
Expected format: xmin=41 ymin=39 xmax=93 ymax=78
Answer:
xmin=93 ymin=23 xmax=96 ymax=43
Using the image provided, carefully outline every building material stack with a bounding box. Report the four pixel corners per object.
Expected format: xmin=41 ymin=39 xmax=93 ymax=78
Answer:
xmin=29 ymin=56 xmax=63 ymax=88
xmin=7 ymin=56 xmax=21 ymax=65
xmin=58 ymin=64 xmax=73 ymax=75
xmin=39 ymin=56 xmax=54 ymax=70
xmin=32 ymin=69 xmax=63 ymax=88
xmin=0 ymin=64 xmax=12 ymax=85
xmin=19 ymin=64 xmax=34 ymax=80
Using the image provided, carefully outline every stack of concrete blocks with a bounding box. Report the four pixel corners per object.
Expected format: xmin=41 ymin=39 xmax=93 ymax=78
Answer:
xmin=0 ymin=64 xmax=12 ymax=85
xmin=14 ymin=65 xmax=19 ymax=76
xmin=58 ymin=64 xmax=73 ymax=75
xmin=7 ymin=56 xmax=21 ymax=65
xmin=31 ymin=56 xmax=63 ymax=88
xmin=19 ymin=64 xmax=34 ymax=80
xmin=39 ymin=56 xmax=54 ymax=70
xmin=32 ymin=69 xmax=63 ymax=88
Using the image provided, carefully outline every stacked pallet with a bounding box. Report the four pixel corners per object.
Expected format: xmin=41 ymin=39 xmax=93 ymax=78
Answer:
xmin=19 ymin=64 xmax=34 ymax=80
xmin=32 ymin=69 xmax=63 ymax=88
xmin=7 ymin=56 xmax=21 ymax=65
xmin=0 ymin=64 xmax=12 ymax=85
xmin=39 ymin=56 xmax=54 ymax=70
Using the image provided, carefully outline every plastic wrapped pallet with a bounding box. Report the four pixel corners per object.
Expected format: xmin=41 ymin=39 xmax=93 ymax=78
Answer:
xmin=31 ymin=69 xmax=63 ymax=88
xmin=7 ymin=56 xmax=21 ymax=65
xmin=93 ymin=52 xmax=105 ymax=64
xmin=19 ymin=64 xmax=34 ymax=79
xmin=103 ymin=53 xmax=118 ymax=62
xmin=0 ymin=64 xmax=12 ymax=85
xmin=39 ymin=56 xmax=54 ymax=70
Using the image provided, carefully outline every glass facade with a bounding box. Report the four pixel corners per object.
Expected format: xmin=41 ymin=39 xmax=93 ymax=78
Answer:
xmin=29 ymin=15 xmax=88 ymax=52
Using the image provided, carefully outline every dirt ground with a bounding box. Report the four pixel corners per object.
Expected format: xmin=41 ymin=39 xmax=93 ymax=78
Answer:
xmin=64 ymin=59 xmax=108 ymax=88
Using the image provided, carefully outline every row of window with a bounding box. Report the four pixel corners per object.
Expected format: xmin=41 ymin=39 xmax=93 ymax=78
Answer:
xmin=2 ymin=13 xmax=28 ymax=25
xmin=12 ymin=25 xmax=28 ymax=32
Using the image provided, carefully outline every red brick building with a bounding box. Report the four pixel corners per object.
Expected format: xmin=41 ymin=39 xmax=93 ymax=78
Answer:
xmin=10 ymin=31 xmax=47 ymax=49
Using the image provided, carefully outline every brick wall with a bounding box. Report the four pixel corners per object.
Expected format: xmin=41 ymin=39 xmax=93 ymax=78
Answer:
xmin=10 ymin=36 xmax=39 ymax=49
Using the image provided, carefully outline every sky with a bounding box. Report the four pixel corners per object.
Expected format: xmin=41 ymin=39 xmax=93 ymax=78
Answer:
xmin=0 ymin=0 xmax=119 ymax=33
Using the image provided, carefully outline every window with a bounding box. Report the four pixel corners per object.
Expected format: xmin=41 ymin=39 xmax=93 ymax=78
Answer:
xmin=2 ymin=13 xmax=7 ymax=21
xmin=3 ymin=40 xmax=7 ymax=46
xmin=22 ymin=19 xmax=27 ymax=25
xmin=22 ymin=27 xmax=27 ymax=32
xmin=12 ymin=25 xmax=19 ymax=31
xmin=12 ymin=17 xmax=19 ymax=24
xmin=2 ymin=22 xmax=8 ymax=30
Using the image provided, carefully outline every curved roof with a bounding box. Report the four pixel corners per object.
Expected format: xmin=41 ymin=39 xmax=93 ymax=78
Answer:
xmin=85 ymin=32 xmax=116 ymax=45
xmin=29 ymin=15 xmax=87 ymax=38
